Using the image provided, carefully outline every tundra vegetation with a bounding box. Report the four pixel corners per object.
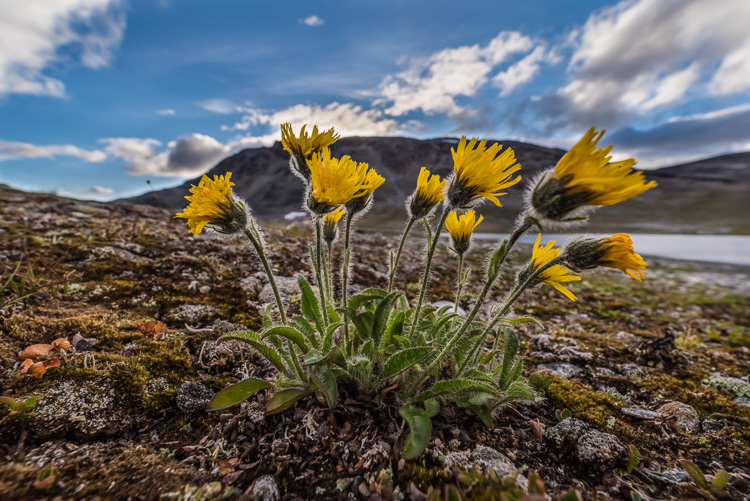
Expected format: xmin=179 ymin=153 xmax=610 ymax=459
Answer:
xmin=0 ymin=126 xmax=748 ymax=500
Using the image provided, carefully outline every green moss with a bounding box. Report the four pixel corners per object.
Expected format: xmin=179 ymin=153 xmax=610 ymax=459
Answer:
xmin=396 ymin=462 xmax=452 ymax=493
xmin=546 ymin=374 xmax=627 ymax=430
xmin=110 ymin=358 xmax=149 ymax=407
xmin=138 ymin=341 xmax=194 ymax=385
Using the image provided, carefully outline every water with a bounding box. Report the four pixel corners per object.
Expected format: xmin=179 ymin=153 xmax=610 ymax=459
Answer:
xmin=472 ymin=233 xmax=750 ymax=267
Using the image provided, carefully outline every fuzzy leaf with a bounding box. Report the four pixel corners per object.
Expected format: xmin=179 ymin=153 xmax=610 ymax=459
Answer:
xmin=384 ymin=311 xmax=405 ymax=348
xmin=310 ymin=365 xmax=338 ymax=409
xmin=495 ymin=316 xmax=542 ymax=327
xmin=462 ymin=369 xmax=495 ymax=384
xmin=262 ymin=326 xmax=309 ymax=352
xmin=263 ymin=304 xmax=274 ymax=329
xmin=298 ymin=276 xmax=324 ymax=333
xmin=292 ymin=317 xmax=318 ymax=348
xmin=680 ymin=460 xmax=708 ymax=489
xmin=379 ymin=347 xmax=431 ymax=381
xmin=351 ymin=311 xmax=374 ymax=339
xmin=711 ymin=470 xmax=729 ymax=489
xmin=497 ymin=330 xmax=519 ymax=389
xmin=504 ymin=381 xmax=536 ymax=402
xmin=218 ymin=331 xmax=287 ymax=374
xmin=626 ymin=445 xmax=640 ymax=473
xmin=413 ymin=379 xmax=503 ymax=402
xmin=265 ymin=388 xmax=313 ymax=415
xmin=467 ymin=404 xmax=493 ymax=427
xmin=424 ymin=398 xmax=440 ymax=417
xmin=373 ymin=291 xmax=403 ymax=352
xmin=206 ymin=378 xmax=271 ymax=411
xmin=400 ymin=405 xmax=431 ymax=460
xmin=348 ymin=289 xmax=387 ymax=310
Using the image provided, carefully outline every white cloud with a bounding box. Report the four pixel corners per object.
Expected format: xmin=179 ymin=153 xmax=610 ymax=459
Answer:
xmin=223 ymin=101 xmax=401 ymax=140
xmin=156 ymin=109 xmax=176 ymax=116
xmin=493 ymin=46 xmax=557 ymax=97
xmin=0 ymin=0 xmax=126 ymax=97
xmin=101 ymin=134 xmax=231 ymax=178
xmin=197 ymin=99 xmax=238 ymax=114
xmin=0 ymin=139 xmax=106 ymax=162
xmin=376 ymin=31 xmax=537 ymax=117
xmin=301 ymin=15 xmax=324 ymax=27
xmin=559 ymin=0 xmax=750 ymax=121
xmin=70 ymin=185 xmax=114 ymax=194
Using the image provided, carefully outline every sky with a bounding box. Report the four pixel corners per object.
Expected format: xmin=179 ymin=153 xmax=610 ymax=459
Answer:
xmin=0 ymin=0 xmax=749 ymax=201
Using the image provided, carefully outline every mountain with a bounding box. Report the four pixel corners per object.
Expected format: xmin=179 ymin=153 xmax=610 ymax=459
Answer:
xmin=122 ymin=138 xmax=750 ymax=234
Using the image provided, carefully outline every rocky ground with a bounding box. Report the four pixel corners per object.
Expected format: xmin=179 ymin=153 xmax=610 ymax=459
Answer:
xmin=0 ymin=184 xmax=748 ymax=500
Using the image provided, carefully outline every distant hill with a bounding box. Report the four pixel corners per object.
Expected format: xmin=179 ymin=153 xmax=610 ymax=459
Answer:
xmin=122 ymin=138 xmax=750 ymax=234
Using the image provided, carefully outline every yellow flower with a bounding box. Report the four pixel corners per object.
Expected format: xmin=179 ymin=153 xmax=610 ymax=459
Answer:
xmin=600 ymin=234 xmax=647 ymax=281
xmin=445 ymin=210 xmax=483 ymax=254
xmin=308 ymin=147 xmax=385 ymax=209
xmin=175 ymin=172 xmax=246 ymax=235
xmin=280 ymin=123 xmax=340 ymax=160
xmin=529 ymin=234 xmax=581 ymax=301
xmin=409 ymin=167 xmax=446 ymax=218
xmin=448 ymin=136 xmax=522 ymax=207
xmin=554 ymin=127 xmax=656 ymax=206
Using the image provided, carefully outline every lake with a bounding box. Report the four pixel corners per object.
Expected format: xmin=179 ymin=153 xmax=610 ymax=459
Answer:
xmin=472 ymin=233 xmax=750 ymax=267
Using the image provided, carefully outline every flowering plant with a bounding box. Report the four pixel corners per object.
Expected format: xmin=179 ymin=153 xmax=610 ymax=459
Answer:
xmin=174 ymin=124 xmax=655 ymax=459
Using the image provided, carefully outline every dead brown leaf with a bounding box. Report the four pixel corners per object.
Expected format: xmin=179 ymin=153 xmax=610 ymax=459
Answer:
xmin=17 ymin=344 xmax=52 ymax=362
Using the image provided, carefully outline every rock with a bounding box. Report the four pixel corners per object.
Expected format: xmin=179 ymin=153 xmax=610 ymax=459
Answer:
xmin=734 ymin=396 xmax=750 ymax=407
xmin=258 ymin=276 xmax=299 ymax=307
xmin=239 ymin=275 xmax=264 ymax=298
xmin=576 ymin=430 xmax=627 ymax=468
xmin=538 ymin=362 xmax=582 ymax=379
xmin=247 ymin=474 xmax=279 ymax=501
xmin=71 ymin=332 xmax=98 ymax=351
xmin=622 ymin=408 xmax=663 ymax=420
xmin=432 ymin=300 xmax=466 ymax=316
xmin=198 ymin=285 xmax=211 ymax=294
xmin=545 ymin=418 xmax=590 ymax=449
xmin=165 ymin=304 xmax=219 ymax=324
xmin=31 ymin=379 xmax=136 ymax=438
xmin=657 ymin=401 xmax=700 ymax=434
xmin=702 ymin=418 xmax=736 ymax=433
xmin=546 ymin=419 xmax=626 ymax=469
xmin=444 ymin=445 xmax=528 ymax=490
xmin=660 ymin=469 xmax=692 ymax=483
xmin=176 ymin=382 xmax=215 ymax=414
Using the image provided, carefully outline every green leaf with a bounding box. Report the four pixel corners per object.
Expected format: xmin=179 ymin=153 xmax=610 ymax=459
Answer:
xmin=392 ymin=335 xmax=411 ymax=348
xmin=626 ymin=445 xmax=640 ymax=473
xmin=373 ymin=291 xmax=403 ymax=352
xmin=348 ymin=289 xmax=387 ymax=310
xmin=384 ymin=311 xmax=405 ymax=348
xmin=379 ymin=347 xmax=431 ymax=381
xmin=562 ymin=488 xmax=583 ymax=501
xmin=424 ymin=398 xmax=440 ymax=417
xmin=680 ymin=460 xmax=708 ymax=489
xmin=461 ymin=369 xmax=495 ymax=384
xmin=263 ymin=304 xmax=274 ymax=329
xmin=218 ymin=331 xmax=287 ymax=375
xmin=495 ymin=316 xmax=542 ymax=327
xmin=292 ymin=317 xmax=318 ymax=348
xmin=400 ymin=405 xmax=431 ymax=460
xmin=206 ymin=378 xmax=271 ymax=411
xmin=351 ymin=311 xmax=374 ymax=339
xmin=310 ymin=365 xmax=338 ymax=408
xmin=265 ymin=388 xmax=313 ymax=415
xmin=504 ymin=381 xmax=536 ymax=402
xmin=423 ymin=218 xmax=433 ymax=249
xmin=497 ymin=330 xmax=519 ymax=389
xmin=486 ymin=242 xmax=507 ymax=280
xmin=262 ymin=326 xmax=309 ymax=352
xmin=413 ymin=379 xmax=503 ymax=402
xmin=361 ymin=339 xmax=375 ymax=359
xmin=711 ymin=470 xmax=729 ymax=489
xmin=298 ymin=276 xmax=324 ymax=333
xmin=467 ymin=404 xmax=493 ymax=427
xmin=322 ymin=322 xmax=343 ymax=353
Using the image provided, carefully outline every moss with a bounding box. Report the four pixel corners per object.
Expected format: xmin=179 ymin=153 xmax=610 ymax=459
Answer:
xmin=109 ymin=358 xmax=149 ymax=407
xmin=396 ymin=462 xmax=452 ymax=493
xmin=545 ymin=374 xmax=628 ymax=431
xmin=138 ymin=341 xmax=194 ymax=385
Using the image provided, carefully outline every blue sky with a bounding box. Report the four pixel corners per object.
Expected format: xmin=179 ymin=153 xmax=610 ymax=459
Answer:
xmin=1 ymin=0 xmax=749 ymax=200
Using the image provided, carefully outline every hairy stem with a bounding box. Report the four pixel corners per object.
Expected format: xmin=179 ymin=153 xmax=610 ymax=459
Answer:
xmin=315 ymin=219 xmax=329 ymax=325
xmin=454 ymin=253 xmax=464 ymax=313
xmin=403 ymin=217 xmax=533 ymax=395
xmin=407 ymin=206 xmax=450 ymax=339
xmin=387 ymin=216 xmax=416 ymax=293
xmin=341 ymin=213 xmax=354 ymax=343
xmin=244 ymin=226 xmax=287 ymax=325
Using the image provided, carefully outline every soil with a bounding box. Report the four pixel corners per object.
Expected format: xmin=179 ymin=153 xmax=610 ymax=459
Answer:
xmin=0 ymin=184 xmax=748 ymax=500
